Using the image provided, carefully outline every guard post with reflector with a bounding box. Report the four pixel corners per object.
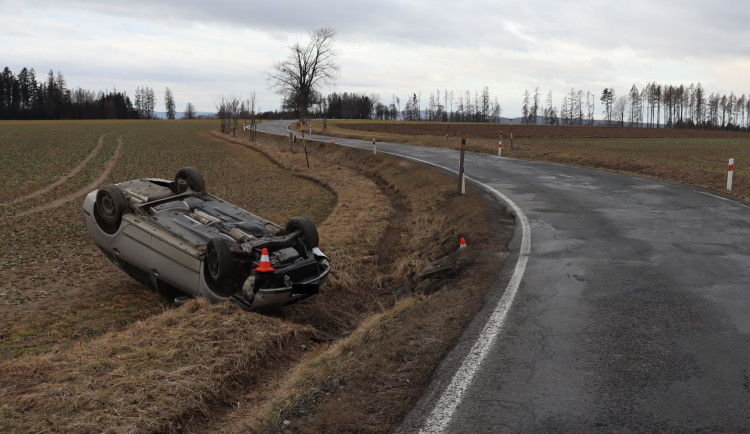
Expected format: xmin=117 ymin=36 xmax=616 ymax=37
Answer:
xmin=728 ymin=158 xmax=735 ymax=191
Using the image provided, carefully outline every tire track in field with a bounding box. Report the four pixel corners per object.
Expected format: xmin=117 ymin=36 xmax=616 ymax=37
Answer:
xmin=0 ymin=133 xmax=112 ymax=207
xmin=14 ymin=136 xmax=124 ymax=218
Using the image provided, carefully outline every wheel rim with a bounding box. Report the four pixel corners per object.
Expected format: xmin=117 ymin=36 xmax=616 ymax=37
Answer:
xmin=100 ymin=194 xmax=115 ymax=218
xmin=176 ymin=177 xmax=187 ymax=192
xmin=207 ymin=245 xmax=219 ymax=279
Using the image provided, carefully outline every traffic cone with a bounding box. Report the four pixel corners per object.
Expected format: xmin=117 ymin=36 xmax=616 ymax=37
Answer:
xmin=459 ymin=237 xmax=467 ymax=249
xmin=255 ymin=248 xmax=276 ymax=272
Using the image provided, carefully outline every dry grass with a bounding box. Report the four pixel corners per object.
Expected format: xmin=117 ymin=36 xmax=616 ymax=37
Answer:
xmin=0 ymin=299 xmax=319 ymax=432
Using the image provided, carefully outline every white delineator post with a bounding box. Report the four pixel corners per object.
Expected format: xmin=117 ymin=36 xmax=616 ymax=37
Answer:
xmin=459 ymin=136 xmax=467 ymax=195
xmin=373 ymin=138 xmax=377 ymax=155
xmin=498 ymin=140 xmax=502 ymax=157
xmin=727 ymin=158 xmax=735 ymax=191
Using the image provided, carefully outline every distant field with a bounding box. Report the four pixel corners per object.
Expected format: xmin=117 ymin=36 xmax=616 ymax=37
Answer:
xmin=315 ymin=120 xmax=750 ymax=202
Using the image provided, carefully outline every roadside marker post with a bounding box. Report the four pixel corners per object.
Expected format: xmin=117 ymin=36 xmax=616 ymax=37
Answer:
xmin=300 ymin=121 xmax=310 ymax=168
xmin=459 ymin=136 xmax=467 ymax=195
xmin=728 ymin=158 xmax=735 ymax=191
xmin=498 ymin=131 xmax=504 ymax=157
xmin=373 ymin=138 xmax=377 ymax=155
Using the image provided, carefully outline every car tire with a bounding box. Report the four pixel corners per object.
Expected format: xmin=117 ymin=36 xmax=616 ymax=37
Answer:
xmin=206 ymin=237 xmax=235 ymax=283
xmin=174 ymin=166 xmax=205 ymax=193
xmin=95 ymin=185 xmax=128 ymax=227
xmin=285 ymin=216 xmax=319 ymax=248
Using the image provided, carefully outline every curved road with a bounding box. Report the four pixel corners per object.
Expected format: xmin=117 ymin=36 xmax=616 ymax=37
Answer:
xmin=258 ymin=121 xmax=750 ymax=432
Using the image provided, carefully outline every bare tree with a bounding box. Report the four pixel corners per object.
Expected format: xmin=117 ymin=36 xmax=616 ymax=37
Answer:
xmin=268 ymin=27 xmax=340 ymax=123
xmin=214 ymin=96 xmax=228 ymax=133
xmin=531 ymin=87 xmax=540 ymax=124
xmin=567 ymin=88 xmax=580 ymax=125
xmin=544 ymin=91 xmax=557 ymax=125
xmin=613 ymin=96 xmax=628 ymax=126
xmin=183 ymin=102 xmax=196 ymax=119
xmin=521 ymin=89 xmax=530 ymax=123
xmin=246 ymin=91 xmax=258 ymax=140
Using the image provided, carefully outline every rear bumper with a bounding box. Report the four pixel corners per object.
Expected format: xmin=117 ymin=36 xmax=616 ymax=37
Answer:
xmin=233 ymin=258 xmax=331 ymax=310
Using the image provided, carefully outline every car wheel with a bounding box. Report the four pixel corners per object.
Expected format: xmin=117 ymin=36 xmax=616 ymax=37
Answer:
xmin=206 ymin=237 xmax=235 ymax=283
xmin=95 ymin=185 xmax=128 ymax=226
xmin=285 ymin=216 xmax=319 ymax=248
xmin=174 ymin=166 xmax=205 ymax=193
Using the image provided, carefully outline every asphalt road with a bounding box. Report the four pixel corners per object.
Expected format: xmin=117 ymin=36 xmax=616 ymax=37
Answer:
xmin=257 ymin=121 xmax=750 ymax=432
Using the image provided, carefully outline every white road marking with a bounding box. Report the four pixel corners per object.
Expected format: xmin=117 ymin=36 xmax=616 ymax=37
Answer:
xmin=418 ymin=179 xmax=530 ymax=433
xmin=276 ymin=124 xmax=531 ymax=432
xmin=697 ymin=190 xmax=750 ymax=207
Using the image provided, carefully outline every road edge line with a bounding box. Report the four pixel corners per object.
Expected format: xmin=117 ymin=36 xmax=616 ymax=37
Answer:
xmin=416 ymin=177 xmax=530 ymax=433
xmin=268 ymin=123 xmax=531 ymax=432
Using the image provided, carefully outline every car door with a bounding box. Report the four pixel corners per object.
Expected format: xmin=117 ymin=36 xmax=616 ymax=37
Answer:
xmin=149 ymin=234 xmax=201 ymax=296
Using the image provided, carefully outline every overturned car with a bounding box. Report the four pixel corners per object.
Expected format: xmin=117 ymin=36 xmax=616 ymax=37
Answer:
xmin=82 ymin=167 xmax=330 ymax=311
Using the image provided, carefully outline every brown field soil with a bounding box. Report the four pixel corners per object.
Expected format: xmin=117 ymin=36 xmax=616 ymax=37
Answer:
xmin=316 ymin=120 xmax=750 ymax=202
xmin=0 ymin=120 xmax=511 ymax=433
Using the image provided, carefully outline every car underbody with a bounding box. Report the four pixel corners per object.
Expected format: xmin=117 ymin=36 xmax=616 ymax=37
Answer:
xmin=82 ymin=167 xmax=330 ymax=311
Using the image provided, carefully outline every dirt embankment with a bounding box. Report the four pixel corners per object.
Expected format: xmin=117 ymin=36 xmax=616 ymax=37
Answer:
xmin=0 ymin=127 xmax=514 ymax=433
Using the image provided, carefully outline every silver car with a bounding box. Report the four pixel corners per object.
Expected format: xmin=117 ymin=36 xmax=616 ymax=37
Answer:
xmin=82 ymin=167 xmax=330 ymax=311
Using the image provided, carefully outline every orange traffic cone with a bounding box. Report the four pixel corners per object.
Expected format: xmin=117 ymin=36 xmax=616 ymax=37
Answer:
xmin=255 ymin=248 xmax=276 ymax=272
xmin=459 ymin=237 xmax=467 ymax=249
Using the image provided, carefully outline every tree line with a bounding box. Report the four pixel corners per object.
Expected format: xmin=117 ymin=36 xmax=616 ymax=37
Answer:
xmin=522 ymin=83 xmax=750 ymax=130
xmin=0 ymin=67 xmax=139 ymax=119
xmin=278 ymin=88 xmax=503 ymax=123
xmin=0 ymin=66 xmax=196 ymax=120
xmin=390 ymin=87 xmax=503 ymax=123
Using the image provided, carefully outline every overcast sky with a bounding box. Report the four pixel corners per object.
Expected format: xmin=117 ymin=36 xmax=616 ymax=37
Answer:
xmin=2 ymin=0 xmax=748 ymax=116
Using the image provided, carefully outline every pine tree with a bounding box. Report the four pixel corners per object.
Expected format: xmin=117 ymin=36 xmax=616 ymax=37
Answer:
xmin=164 ymin=87 xmax=176 ymax=119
